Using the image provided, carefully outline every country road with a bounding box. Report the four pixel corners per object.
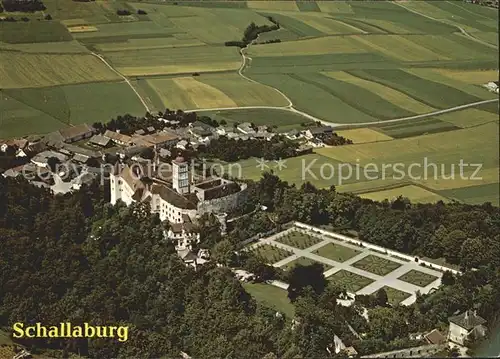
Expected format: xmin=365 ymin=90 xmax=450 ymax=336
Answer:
xmin=91 ymin=52 xmax=151 ymax=113
xmin=394 ymin=1 xmax=498 ymax=49
xmin=184 ymin=98 xmax=499 ymax=128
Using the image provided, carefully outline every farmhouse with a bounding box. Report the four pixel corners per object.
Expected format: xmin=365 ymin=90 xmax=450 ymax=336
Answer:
xmin=46 ymin=124 xmax=96 ymax=144
xmin=104 ymin=130 xmax=134 ymax=146
xmin=237 ymin=122 xmax=256 ymax=135
xmin=447 ymin=310 xmax=487 ymax=345
xmin=138 ymin=132 xmax=180 ymax=148
xmin=305 ymin=126 xmax=333 ymax=139
xmin=89 ymin=134 xmax=112 ymax=148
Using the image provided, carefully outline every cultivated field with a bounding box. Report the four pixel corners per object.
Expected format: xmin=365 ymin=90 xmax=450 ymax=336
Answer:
xmin=334 ymin=128 xmax=393 ymax=144
xmin=0 ymin=53 xmax=120 ymax=89
xmin=0 ymin=0 xmax=497 ymax=204
xmin=1 ymin=82 xmax=146 ymax=138
xmin=360 ymin=185 xmax=450 ymax=204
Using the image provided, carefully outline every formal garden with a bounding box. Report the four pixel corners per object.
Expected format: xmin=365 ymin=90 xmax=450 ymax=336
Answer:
xmin=351 ymin=255 xmax=402 ymax=276
xmin=313 ymin=242 xmax=362 ymax=263
xmin=327 ymin=269 xmax=375 ymax=293
xmin=398 ymin=269 xmax=439 ymax=287
xmin=249 ymin=244 xmax=293 ymax=264
xmin=275 ymin=230 xmax=323 ymax=250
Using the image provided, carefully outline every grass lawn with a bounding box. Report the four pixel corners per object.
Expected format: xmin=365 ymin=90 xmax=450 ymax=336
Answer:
xmin=250 ymin=244 xmax=293 ymax=264
xmin=275 ymin=231 xmax=322 ymax=250
xmin=351 ymin=255 xmax=402 ymax=276
xmin=327 ymin=270 xmax=374 ymax=293
xmin=243 ymin=282 xmax=294 ymax=318
xmin=313 ymin=243 xmax=361 ymax=263
xmin=382 ymin=286 xmax=412 ymax=306
xmin=282 ymin=256 xmax=332 ymax=272
xmin=334 ymin=128 xmax=393 ymax=144
xmin=398 ymin=270 xmax=439 ymax=287
xmin=0 ymin=21 xmax=72 ymax=44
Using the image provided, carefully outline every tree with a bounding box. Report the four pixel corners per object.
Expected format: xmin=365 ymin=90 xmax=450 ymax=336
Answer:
xmin=47 ymin=157 xmax=61 ymax=172
xmin=287 ymin=263 xmax=327 ymax=302
xmin=441 ymin=271 xmax=455 ymax=286
xmin=212 ymin=239 xmax=235 ymax=266
xmin=375 ymin=288 xmax=388 ymax=307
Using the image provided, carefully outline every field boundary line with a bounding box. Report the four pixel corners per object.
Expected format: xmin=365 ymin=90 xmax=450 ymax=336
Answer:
xmin=90 ymin=52 xmax=151 ymax=113
xmin=394 ymin=1 xmax=498 ymax=49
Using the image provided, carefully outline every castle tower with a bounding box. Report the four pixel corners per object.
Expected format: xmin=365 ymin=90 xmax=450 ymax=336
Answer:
xmin=172 ymin=156 xmax=190 ymax=194
xmin=110 ymin=162 xmax=122 ymax=205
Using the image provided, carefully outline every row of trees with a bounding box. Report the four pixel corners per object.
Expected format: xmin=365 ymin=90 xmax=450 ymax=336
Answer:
xmin=225 ymin=19 xmax=280 ymax=48
xmin=198 ymin=136 xmax=300 ymax=162
xmin=2 ymin=0 xmax=45 ymax=12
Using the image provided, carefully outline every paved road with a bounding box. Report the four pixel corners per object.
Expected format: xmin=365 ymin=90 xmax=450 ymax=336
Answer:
xmin=91 ymin=52 xmax=151 ymax=112
xmin=333 ymin=98 xmax=499 ymax=129
xmin=252 ymin=227 xmax=443 ymax=305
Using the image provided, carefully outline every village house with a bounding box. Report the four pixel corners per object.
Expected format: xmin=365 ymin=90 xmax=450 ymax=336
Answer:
xmin=88 ymin=134 xmax=112 ymax=148
xmin=104 ymin=130 xmax=134 ymax=146
xmin=46 ymin=123 xmax=96 ymax=144
xmin=237 ymin=122 xmax=256 ymax=135
xmin=138 ymin=131 xmax=180 ymax=148
xmin=448 ymin=310 xmax=487 ymax=345
xmin=285 ymin=129 xmax=300 ymax=140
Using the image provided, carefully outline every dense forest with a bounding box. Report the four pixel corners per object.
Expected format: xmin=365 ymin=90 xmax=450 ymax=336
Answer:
xmin=1 ymin=168 xmax=499 ymax=357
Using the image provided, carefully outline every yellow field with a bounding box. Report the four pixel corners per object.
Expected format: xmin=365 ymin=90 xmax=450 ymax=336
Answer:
xmin=147 ymin=77 xmax=237 ymax=109
xmin=351 ymin=35 xmax=449 ymax=61
xmin=436 ymin=108 xmax=499 ymax=128
xmin=117 ymin=61 xmax=241 ymax=77
xmin=405 ymin=68 xmax=498 ymax=99
xmin=0 ymin=53 xmax=121 ymax=88
xmin=360 ymin=185 xmax=450 ymax=203
xmin=247 ymin=0 xmax=299 ymax=11
xmin=335 ymin=128 xmax=393 ymax=144
xmin=287 ymin=13 xmax=365 ymax=34
xmin=68 ymin=25 xmax=98 ymax=33
xmin=324 ymin=71 xmax=435 ymax=113
xmin=248 ymin=36 xmax=365 ymax=57
xmin=317 ymin=1 xmax=354 ymax=13
xmin=197 ymin=73 xmax=289 ymax=107
xmin=418 ymin=167 xmax=500 ymax=191
xmin=432 ymin=69 xmax=499 ymax=85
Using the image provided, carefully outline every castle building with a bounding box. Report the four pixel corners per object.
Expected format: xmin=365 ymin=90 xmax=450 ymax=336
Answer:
xmin=448 ymin=310 xmax=487 ymax=345
xmin=110 ymin=156 xmax=246 ymax=226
